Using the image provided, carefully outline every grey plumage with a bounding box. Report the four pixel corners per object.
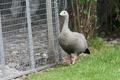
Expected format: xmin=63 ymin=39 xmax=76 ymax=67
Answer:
xmin=58 ymin=11 xmax=90 ymax=64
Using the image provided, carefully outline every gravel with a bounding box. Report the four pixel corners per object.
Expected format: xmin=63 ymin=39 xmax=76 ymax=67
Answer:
xmin=0 ymin=27 xmax=49 ymax=79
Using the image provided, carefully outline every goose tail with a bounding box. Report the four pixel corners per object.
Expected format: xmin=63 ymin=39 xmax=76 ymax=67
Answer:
xmin=84 ymin=48 xmax=90 ymax=54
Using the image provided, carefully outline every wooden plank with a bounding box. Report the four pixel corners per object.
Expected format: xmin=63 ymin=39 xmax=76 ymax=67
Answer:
xmin=26 ymin=0 xmax=35 ymax=69
xmin=46 ymin=0 xmax=56 ymax=63
xmin=0 ymin=12 xmax=6 ymax=80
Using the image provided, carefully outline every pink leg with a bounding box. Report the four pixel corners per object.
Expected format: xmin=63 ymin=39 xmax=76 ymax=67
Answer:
xmin=69 ymin=54 xmax=73 ymax=64
xmin=69 ymin=54 xmax=77 ymax=64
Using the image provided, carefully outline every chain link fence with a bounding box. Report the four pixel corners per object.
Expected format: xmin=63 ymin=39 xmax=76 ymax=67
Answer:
xmin=0 ymin=0 xmax=64 ymax=79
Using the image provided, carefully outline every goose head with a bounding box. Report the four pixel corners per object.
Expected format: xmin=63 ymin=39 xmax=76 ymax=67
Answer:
xmin=60 ymin=11 xmax=69 ymax=18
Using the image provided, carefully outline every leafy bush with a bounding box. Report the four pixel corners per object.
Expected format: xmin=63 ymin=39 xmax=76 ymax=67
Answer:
xmin=67 ymin=0 xmax=97 ymax=38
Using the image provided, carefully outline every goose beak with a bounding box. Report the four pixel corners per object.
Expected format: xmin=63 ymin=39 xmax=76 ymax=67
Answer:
xmin=60 ymin=12 xmax=62 ymax=16
xmin=60 ymin=11 xmax=65 ymax=16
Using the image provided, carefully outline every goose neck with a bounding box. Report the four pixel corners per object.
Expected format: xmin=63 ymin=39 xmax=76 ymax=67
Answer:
xmin=62 ymin=16 xmax=70 ymax=32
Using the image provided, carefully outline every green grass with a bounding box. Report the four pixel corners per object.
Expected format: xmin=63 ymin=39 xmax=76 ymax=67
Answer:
xmin=26 ymin=37 xmax=120 ymax=80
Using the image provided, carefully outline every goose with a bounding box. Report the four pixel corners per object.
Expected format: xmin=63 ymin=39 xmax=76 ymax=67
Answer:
xmin=58 ymin=11 xmax=90 ymax=64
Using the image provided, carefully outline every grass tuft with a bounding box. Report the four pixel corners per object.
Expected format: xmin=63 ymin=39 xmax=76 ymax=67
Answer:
xmin=89 ymin=36 xmax=107 ymax=49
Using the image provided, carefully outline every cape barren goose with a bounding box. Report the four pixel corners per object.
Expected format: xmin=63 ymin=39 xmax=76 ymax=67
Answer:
xmin=58 ymin=11 xmax=90 ymax=64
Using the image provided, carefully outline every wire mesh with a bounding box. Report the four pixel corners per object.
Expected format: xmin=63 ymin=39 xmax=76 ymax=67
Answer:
xmin=30 ymin=0 xmax=48 ymax=68
xmin=0 ymin=0 xmax=61 ymax=79
xmin=0 ymin=0 xmax=31 ymax=79
xmin=52 ymin=0 xmax=63 ymax=63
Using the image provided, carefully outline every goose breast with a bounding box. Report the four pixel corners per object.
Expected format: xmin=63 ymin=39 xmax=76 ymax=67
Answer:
xmin=58 ymin=31 xmax=88 ymax=54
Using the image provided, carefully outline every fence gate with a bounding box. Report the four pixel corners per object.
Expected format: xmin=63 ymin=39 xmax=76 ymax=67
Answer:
xmin=0 ymin=0 xmax=61 ymax=79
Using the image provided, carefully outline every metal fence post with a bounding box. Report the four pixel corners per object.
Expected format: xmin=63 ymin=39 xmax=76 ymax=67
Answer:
xmin=54 ymin=0 xmax=63 ymax=63
xmin=64 ymin=0 xmax=67 ymax=10
xmin=46 ymin=0 xmax=56 ymax=63
xmin=0 ymin=13 xmax=6 ymax=79
xmin=26 ymin=0 xmax=35 ymax=70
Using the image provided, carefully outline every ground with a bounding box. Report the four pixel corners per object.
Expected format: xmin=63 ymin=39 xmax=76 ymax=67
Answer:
xmin=24 ymin=37 xmax=120 ymax=80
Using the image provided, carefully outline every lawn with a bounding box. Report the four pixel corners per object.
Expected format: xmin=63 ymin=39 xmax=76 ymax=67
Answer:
xmin=26 ymin=37 xmax=120 ymax=80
